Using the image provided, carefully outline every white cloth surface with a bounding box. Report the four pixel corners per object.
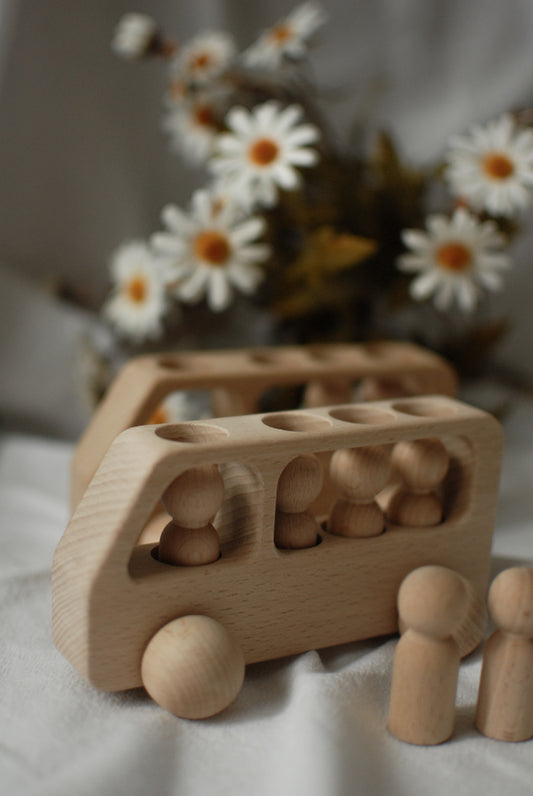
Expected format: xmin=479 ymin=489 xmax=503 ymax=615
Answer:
xmin=2 ymin=403 xmax=533 ymax=796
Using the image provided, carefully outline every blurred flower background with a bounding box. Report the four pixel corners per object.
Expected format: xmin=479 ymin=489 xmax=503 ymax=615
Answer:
xmin=95 ymin=3 xmax=533 ymax=417
xmin=2 ymin=1 xmax=533 ymax=435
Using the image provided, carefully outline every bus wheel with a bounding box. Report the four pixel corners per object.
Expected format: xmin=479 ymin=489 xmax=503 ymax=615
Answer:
xmin=141 ymin=615 xmax=245 ymax=719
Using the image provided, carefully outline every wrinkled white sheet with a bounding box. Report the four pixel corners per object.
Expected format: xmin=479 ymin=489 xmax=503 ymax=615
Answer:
xmin=1 ymin=402 xmax=533 ymax=796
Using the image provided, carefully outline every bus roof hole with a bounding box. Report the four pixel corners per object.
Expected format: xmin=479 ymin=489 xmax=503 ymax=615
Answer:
xmin=262 ymin=411 xmax=331 ymax=433
xmin=155 ymin=422 xmax=229 ymax=444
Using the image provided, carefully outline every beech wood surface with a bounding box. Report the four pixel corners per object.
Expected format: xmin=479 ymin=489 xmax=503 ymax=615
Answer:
xmin=388 ymin=566 xmax=464 ymax=745
xmin=53 ymin=395 xmax=502 ymax=699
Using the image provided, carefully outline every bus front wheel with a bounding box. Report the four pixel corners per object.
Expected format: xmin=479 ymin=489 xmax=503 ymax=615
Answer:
xmin=141 ymin=615 xmax=245 ymax=719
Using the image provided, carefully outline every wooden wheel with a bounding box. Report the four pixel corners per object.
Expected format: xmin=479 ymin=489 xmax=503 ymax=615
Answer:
xmin=141 ymin=615 xmax=245 ymax=719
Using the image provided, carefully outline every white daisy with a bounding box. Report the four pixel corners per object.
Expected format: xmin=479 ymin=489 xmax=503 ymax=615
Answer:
xmin=243 ymin=2 xmax=327 ymax=69
xmin=398 ymin=208 xmax=511 ymax=312
xmin=210 ymin=101 xmax=320 ymax=208
xmin=103 ymin=241 xmax=169 ymax=341
xmin=111 ymin=13 xmax=158 ymax=60
xmin=162 ymin=96 xmax=221 ymax=164
xmin=446 ymin=114 xmax=533 ymax=217
xmin=151 ymin=189 xmax=271 ymax=312
xmin=147 ymin=390 xmax=210 ymax=424
xmin=176 ymin=31 xmax=236 ymax=85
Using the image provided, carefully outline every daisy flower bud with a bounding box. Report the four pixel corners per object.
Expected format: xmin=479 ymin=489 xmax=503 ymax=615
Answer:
xmin=175 ymin=31 xmax=236 ymax=86
xmin=243 ymin=2 xmax=327 ymax=69
xmin=111 ymin=13 xmax=159 ymax=60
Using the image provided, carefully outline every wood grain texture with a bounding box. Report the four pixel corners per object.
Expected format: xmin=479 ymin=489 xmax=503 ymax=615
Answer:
xmin=70 ymin=342 xmax=457 ymax=510
xmin=141 ymin=615 xmax=245 ymax=719
xmin=53 ymin=395 xmax=501 ymax=697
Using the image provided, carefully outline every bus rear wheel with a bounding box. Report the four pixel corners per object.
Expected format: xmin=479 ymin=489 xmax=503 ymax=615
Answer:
xmin=141 ymin=615 xmax=245 ymax=719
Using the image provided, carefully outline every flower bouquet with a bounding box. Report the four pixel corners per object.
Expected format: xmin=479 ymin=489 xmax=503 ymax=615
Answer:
xmin=91 ymin=4 xmax=533 ymax=415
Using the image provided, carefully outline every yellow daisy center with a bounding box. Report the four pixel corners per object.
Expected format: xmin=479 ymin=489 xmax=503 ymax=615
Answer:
xmin=126 ymin=276 xmax=148 ymax=303
xmin=269 ymin=23 xmax=294 ymax=44
xmin=190 ymin=51 xmax=211 ymax=71
xmin=194 ymin=230 xmax=231 ymax=265
xmin=435 ymin=242 xmax=472 ymax=272
xmin=249 ymin=137 xmax=279 ymax=166
xmin=482 ymin=151 xmax=514 ymax=180
xmin=194 ymin=104 xmax=216 ymax=128
xmin=147 ymin=405 xmax=169 ymax=424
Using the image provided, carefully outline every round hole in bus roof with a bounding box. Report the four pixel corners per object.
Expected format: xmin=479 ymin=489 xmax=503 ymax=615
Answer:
xmin=262 ymin=411 xmax=331 ymax=432
xmin=391 ymin=398 xmax=457 ymax=419
xmin=329 ymin=406 xmax=396 ymax=425
xmin=155 ymin=422 xmax=229 ymax=443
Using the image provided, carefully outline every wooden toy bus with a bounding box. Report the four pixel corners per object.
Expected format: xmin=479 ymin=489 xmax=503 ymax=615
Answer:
xmin=53 ymin=394 xmax=502 ymax=719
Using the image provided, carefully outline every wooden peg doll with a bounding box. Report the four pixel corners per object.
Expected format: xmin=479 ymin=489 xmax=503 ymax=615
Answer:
xmin=328 ymin=445 xmax=390 ymax=537
xmin=388 ymin=566 xmax=466 ymax=745
xmin=275 ymin=454 xmax=323 ymax=549
xmin=397 ymin=570 xmax=488 ymax=658
xmin=158 ymin=464 xmax=224 ymax=566
xmin=476 ymin=566 xmax=533 ymax=741
xmin=386 ymin=438 xmax=449 ymax=527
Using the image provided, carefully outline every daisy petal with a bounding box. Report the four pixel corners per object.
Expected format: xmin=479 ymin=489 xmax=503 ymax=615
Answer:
xmin=284 ymin=125 xmax=320 ymax=147
xmin=276 ymin=105 xmax=304 ymax=133
xmin=178 ymin=267 xmax=210 ymax=302
xmin=227 ymin=106 xmax=253 ymax=136
xmin=230 ymin=216 xmax=266 ymax=245
xmin=455 ymin=279 xmax=478 ymax=311
xmin=433 ymin=281 xmax=455 ymax=311
xmin=162 ymin=204 xmax=195 ymax=234
xmin=273 ymin=162 xmax=300 ymax=190
xmin=151 ymin=232 xmax=186 ymax=256
xmin=207 ymin=269 xmax=232 ymax=311
xmin=286 ymin=147 xmax=318 ymax=166
xmin=401 ymin=230 xmax=431 ymax=251
xmin=410 ymin=270 xmax=442 ymax=300
xmin=255 ymin=101 xmax=280 ymax=128
xmin=228 ymin=263 xmax=264 ymax=292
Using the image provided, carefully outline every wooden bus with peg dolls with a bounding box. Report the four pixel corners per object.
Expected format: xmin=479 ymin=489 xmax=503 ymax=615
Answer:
xmin=53 ymin=394 xmax=502 ymax=720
